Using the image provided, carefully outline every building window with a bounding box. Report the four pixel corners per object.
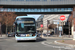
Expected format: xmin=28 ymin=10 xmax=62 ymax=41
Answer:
xmin=50 ymin=8 xmax=53 ymax=12
xmin=68 ymin=8 xmax=72 ymax=11
xmin=58 ymin=8 xmax=61 ymax=12
xmin=61 ymin=8 xmax=64 ymax=12
xmin=54 ymin=8 xmax=57 ymax=12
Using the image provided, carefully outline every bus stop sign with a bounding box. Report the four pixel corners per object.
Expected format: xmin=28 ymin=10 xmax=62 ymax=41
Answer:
xmin=59 ymin=26 xmax=62 ymax=31
xmin=60 ymin=15 xmax=65 ymax=21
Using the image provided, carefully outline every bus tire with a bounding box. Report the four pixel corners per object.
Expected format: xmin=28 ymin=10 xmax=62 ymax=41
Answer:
xmin=17 ymin=40 xmax=19 ymax=42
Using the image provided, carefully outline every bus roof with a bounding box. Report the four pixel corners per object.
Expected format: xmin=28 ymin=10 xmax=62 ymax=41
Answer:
xmin=16 ymin=16 xmax=35 ymax=19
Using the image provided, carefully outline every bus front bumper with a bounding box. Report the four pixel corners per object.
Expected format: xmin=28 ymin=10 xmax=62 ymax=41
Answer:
xmin=15 ymin=37 xmax=36 ymax=41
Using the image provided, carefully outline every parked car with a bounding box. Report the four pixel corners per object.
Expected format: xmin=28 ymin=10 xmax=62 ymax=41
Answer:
xmin=37 ymin=34 xmax=39 ymax=37
xmin=38 ymin=34 xmax=42 ymax=37
xmin=7 ymin=32 xmax=15 ymax=37
xmin=43 ymin=34 xmax=46 ymax=37
xmin=46 ymin=33 xmax=50 ymax=36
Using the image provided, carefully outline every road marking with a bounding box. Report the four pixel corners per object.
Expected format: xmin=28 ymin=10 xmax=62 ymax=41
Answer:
xmin=41 ymin=42 xmax=74 ymax=49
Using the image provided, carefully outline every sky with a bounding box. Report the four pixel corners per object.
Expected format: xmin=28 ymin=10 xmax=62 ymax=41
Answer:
xmin=27 ymin=14 xmax=41 ymax=20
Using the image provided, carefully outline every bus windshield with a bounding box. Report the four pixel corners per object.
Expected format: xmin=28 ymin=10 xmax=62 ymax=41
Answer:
xmin=16 ymin=20 xmax=36 ymax=33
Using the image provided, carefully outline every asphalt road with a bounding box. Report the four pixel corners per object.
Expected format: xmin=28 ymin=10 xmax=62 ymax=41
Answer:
xmin=0 ymin=37 xmax=75 ymax=50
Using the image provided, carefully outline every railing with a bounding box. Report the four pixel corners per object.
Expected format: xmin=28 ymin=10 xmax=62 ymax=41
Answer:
xmin=0 ymin=8 xmax=73 ymax=12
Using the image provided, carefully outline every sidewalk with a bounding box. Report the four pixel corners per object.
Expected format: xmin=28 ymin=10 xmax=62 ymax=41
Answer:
xmin=40 ymin=34 xmax=73 ymax=37
xmin=57 ymin=40 xmax=75 ymax=45
xmin=40 ymin=35 xmax=73 ymax=39
xmin=54 ymin=40 xmax=75 ymax=48
xmin=0 ymin=34 xmax=7 ymax=38
xmin=41 ymin=35 xmax=75 ymax=48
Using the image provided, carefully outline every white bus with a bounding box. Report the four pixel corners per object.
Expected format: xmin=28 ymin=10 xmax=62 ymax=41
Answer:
xmin=14 ymin=16 xmax=37 ymax=42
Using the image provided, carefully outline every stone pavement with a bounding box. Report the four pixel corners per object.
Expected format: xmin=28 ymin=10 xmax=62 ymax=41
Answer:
xmin=40 ymin=35 xmax=73 ymax=38
xmin=40 ymin=35 xmax=73 ymax=39
xmin=40 ymin=35 xmax=75 ymax=48
xmin=57 ymin=40 xmax=75 ymax=45
xmin=0 ymin=34 xmax=7 ymax=38
xmin=54 ymin=40 xmax=75 ymax=48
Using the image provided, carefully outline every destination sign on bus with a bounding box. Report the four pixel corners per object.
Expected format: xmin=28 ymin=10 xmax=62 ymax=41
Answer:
xmin=22 ymin=21 xmax=34 ymax=23
xmin=17 ymin=21 xmax=34 ymax=23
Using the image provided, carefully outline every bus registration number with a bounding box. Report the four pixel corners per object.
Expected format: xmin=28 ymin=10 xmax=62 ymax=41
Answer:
xmin=21 ymin=34 xmax=31 ymax=37
xmin=21 ymin=34 xmax=26 ymax=37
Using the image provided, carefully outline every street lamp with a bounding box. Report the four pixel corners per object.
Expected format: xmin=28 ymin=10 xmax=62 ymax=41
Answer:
xmin=68 ymin=21 xmax=70 ymax=38
xmin=47 ymin=20 xmax=49 ymax=37
xmin=13 ymin=23 xmax=15 ymax=32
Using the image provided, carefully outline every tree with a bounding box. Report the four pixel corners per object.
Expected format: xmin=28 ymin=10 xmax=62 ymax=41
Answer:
xmin=0 ymin=13 xmax=2 ymax=22
xmin=0 ymin=12 xmax=17 ymax=34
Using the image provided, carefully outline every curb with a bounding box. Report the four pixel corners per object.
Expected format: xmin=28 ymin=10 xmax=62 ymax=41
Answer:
xmin=0 ymin=35 xmax=7 ymax=38
xmin=41 ymin=37 xmax=73 ymax=39
xmin=54 ymin=40 xmax=75 ymax=48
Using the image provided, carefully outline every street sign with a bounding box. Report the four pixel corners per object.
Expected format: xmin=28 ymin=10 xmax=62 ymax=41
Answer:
xmin=60 ymin=15 xmax=65 ymax=21
xmin=40 ymin=24 xmax=43 ymax=27
xmin=59 ymin=26 xmax=62 ymax=31
xmin=48 ymin=30 xmax=50 ymax=33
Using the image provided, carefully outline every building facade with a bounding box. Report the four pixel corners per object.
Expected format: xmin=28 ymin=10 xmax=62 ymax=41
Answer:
xmin=43 ymin=14 xmax=70 ymax=35
xmin=36 ymin=15 xmax=44 ymax=32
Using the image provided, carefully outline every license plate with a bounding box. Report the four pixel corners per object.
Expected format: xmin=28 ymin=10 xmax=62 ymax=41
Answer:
xmin=21 ymin=34 xmax=25 ymax=37
xmin=9 ymin=35 xmax=11 ymax=36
